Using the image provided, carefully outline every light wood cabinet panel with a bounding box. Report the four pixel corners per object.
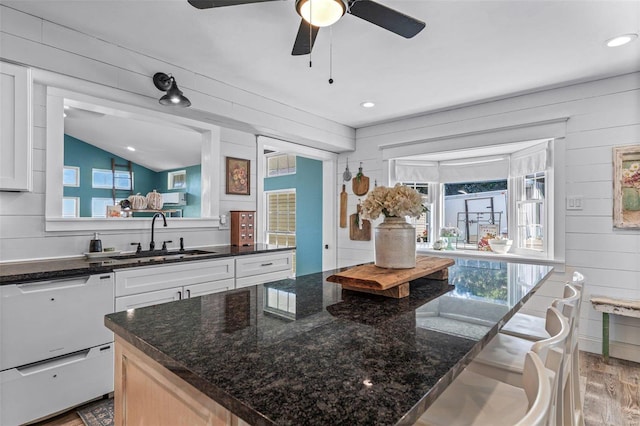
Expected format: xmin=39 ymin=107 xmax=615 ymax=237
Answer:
xmin=115 ymin=337 xmax=243 ymax=426
xmin=0 ymin=61 xmax=32 ymax=191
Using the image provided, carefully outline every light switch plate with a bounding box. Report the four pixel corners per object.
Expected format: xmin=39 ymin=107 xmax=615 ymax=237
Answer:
xmin=566 ymin=196 xmax=584 ymax=210
xmin=219 ymin=213 xmax=230 ymax=229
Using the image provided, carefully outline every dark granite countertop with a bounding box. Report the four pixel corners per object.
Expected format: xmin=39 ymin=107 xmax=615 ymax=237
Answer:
xmin=0 ymin=244 xmax=293 ymax=285
xmin=105 ymin=258 xmax=553 ymax=426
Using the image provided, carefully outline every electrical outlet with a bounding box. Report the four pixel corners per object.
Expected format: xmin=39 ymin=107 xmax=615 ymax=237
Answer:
xmin=566 ymin=196 xmax=584 ymax=211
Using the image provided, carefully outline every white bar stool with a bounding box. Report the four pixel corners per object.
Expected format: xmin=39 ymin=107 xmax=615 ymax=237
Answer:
xmin=415 ymin=351 xmax=555 ymax=426
xmin=466 ymin=306 xmax=571 ymax=425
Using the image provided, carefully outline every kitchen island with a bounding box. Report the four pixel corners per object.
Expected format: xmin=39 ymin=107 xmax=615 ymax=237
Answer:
xmin=105 ymin=258 xmax=553 ymax=426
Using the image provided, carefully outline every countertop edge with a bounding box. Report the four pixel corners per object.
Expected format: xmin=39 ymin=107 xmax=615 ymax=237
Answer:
xmin=0 ymin=245 xmax=295 ymax=285
xmin=105 ymin=317 xmax=277 ymax=426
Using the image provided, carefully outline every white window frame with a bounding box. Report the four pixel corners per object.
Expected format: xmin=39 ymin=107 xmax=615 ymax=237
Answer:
xmin=91 ymin=197 xmax=124 ymax=218
xmin=401 ymin=182 xmax=432 ymax=243
xmin=266 ymin=153 xmax=296 ymax=177
xmin=62 ymin=197 xmax=79 ymax=218
xmin=168 ymin=170 xmax=187 ymax=190
xmin=511 ymin=171 xmax=548 ymax=256
xmin=63 ymin=166 xmax=79 ymax=187
xmin=92 ymin=168 xmax=134 ymax=190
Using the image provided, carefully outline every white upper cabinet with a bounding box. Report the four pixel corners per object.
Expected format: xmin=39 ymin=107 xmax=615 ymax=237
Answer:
xmin=0 ymin=62 xmax=32 ymax=192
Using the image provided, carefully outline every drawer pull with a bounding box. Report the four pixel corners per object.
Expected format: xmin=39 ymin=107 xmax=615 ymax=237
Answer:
xmin=17 ymin=349 xmax=90 ymax=375
xmin=261 ymin=262 xmax=273 ymax=267
xmin=99 ymin=275 xmax=111 ymax=280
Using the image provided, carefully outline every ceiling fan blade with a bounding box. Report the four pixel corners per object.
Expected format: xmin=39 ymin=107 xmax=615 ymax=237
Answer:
xmin=188 ymin=0 xmax=281 ymax=10
xmin=347 ymin=0 xmax=425 ymax=38
xmin=292 ymin=19 xmax=320 ymax=56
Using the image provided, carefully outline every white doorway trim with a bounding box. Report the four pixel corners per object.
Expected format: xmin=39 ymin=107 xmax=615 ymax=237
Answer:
xmin=257 ymin=136 xmax=338 ymax=271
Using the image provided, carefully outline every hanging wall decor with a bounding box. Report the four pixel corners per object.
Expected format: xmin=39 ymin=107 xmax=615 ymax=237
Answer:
xmin=349 ymin=202 xmax=371 ymax=241
xmin=613 ymin=144 xmax=640 ymax=229
xmin=352 ymin=162 xmax=370 ymax=196
xmin=226 ymin=157 xmax=250 ymax=195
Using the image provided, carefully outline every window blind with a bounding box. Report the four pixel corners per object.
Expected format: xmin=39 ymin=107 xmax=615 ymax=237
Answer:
xmin=439 ymin=155 xmax=509 ymax=183
xmin=510 ymin=141 xmax=550 ymax=177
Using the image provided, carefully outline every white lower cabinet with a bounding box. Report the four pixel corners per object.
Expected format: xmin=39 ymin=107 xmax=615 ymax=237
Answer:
xmin=115 ymin=279 xmax=235 ymax=311
xmin=0 ymin=274 xmax=114 ymax=426
xmin=235 ymin=251 xmax=294 ymax=289
xmin=1 ymin=344 xmax=113 ymax=426
xmin=114 ymin=258 xmax=235 ymax=311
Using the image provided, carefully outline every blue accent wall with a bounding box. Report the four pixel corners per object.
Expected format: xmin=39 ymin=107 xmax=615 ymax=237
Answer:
xmin=264 ymin=157 xmax=323 ymax=276
xmin=156 ymin=165 xmax=201 ymax=218
xmin=63 ymin=135 xmax=200 ymax=217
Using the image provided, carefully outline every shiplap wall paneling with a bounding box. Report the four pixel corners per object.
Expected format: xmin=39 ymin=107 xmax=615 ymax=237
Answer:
xmin=0 ymin=5 xmax=354 ymax=151
xmin=344 ymin=73 xmax=640 ymax=362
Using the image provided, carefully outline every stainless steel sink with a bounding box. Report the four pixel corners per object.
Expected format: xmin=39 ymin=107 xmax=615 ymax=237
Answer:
xmin=108 ymin=249 xmax=214 ymax=261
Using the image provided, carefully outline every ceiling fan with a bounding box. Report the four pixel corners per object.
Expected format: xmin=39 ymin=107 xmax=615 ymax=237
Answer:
xmin=187 ymin=0 xmax=426 ymax=56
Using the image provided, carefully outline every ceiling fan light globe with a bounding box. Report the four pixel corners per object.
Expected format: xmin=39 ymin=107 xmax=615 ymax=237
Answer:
xmin=296 ymin=0 xmax=345 ymax=27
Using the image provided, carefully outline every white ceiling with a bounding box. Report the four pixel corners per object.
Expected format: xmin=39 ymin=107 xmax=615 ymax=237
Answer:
xmin=64 ymin=104 xmax=202 ymax=172
xmin=6 ymin=0 xmax=640 ymax=128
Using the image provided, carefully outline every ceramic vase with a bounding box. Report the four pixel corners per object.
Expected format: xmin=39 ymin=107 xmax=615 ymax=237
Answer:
xmin=374 ymin=216 xmax=416 ymax=269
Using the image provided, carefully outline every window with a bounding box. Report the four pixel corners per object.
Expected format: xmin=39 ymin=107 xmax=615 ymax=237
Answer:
xmin=443 ymin=180 xmax=508 ymax=250
xmin=63 ymin=166 xmax=79 ymax=187
xmin=91 ymin=197 xmax=123 ymax=218
xmin=168 ymin=170 xmax=187 ymax=190
xmin=393 ymin=140 xmax=553 ymax=258
xmin=266 ymin=191 xmax=296 ymax=247
xmin=265 ymin=190 xmax=296 ymax=274
xmin=92 ymin=169 xmax=133 ymax=190
xmin=267 ymin=154 xmax=296 ymax=177
xmin=62 ymin=197 xmax=79 ymax=218
xmin=402 ymin=182 xmax=431 ymax=243
xmin=516 ymin=172 xmax=545 ymax=251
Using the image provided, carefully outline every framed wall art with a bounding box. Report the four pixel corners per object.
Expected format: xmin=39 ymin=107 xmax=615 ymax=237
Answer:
xmin=613 ymin=144 xmax=640 ymax=229
xmin=226 ymin=157 xmax=250 ymax=195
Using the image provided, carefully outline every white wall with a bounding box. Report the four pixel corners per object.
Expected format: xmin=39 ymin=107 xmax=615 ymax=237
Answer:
xmin=0 ymin=79 xmax=257 ymax=260
xmin=0 ymin=4 xmax=352 ymax=260
xmin=337 ymin=73 xmax=640 ymax=361
xmin=0 ymin=5 xmax=354 ymax=152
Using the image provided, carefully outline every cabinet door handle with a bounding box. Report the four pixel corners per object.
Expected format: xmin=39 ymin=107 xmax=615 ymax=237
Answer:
xmin=186 ymin=289 xmax=191 ymax=299
xmin=177 ymin=290 xmax=182 ymax=300
xmin=261 ymin=262 xmax=273 ymax=267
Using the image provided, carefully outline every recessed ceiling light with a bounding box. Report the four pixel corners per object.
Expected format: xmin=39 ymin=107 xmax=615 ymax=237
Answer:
xmin=127 ymin=146 xmax=136 ymax=152
xmin=361 ymin=101 xmax=375 ymax=108
xmin=606 ymin=33 xmax=638 ymax=47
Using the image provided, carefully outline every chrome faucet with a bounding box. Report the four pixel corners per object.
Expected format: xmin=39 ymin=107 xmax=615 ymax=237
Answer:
xmin=150 ymin=212 xmax=167 ymax=251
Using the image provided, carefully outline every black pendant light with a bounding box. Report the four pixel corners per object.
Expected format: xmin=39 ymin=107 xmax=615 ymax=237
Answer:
xmin=153 ymin=72 xmax=191 ymax=107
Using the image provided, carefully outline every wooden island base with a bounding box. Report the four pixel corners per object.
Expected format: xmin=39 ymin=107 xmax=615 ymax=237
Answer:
xmin=114 ymin=336 xmax=249 ymax=426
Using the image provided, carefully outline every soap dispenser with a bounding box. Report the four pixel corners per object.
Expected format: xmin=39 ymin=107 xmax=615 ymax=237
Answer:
xmin=89 ymin=233 xmax=102 ymax=253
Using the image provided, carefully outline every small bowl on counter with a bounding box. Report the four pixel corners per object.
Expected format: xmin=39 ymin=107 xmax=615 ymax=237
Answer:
xmin=488 ymin=238 xmax=513 ymax=254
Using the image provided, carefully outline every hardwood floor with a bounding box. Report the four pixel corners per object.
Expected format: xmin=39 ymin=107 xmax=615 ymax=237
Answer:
xmin=33 ymin=351 xmax=640 ymax=426
xmin=582 ymin=352 xmax=640 ymax=426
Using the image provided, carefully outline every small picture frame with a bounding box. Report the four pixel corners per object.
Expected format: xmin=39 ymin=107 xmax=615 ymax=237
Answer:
xmin=106 ymin=204 xmax=122 ymax=218
xmin=613 ymin=144 xmax=640 ymax=229
xmin=478 ymin=224 xmax=498 ymax=251
xmin=226 ymin=157 xmax=250 ymax=195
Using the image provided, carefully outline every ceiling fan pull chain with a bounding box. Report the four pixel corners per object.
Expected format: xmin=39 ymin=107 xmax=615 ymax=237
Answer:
xmin=309 ymin=0 xmax=313 ymax=67
xmin=328 ymin=26 xmax=334 ymax=84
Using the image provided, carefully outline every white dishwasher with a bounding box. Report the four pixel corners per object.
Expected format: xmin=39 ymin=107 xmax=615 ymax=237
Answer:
xmin=0 ymin=273 xmax=115 ymax=426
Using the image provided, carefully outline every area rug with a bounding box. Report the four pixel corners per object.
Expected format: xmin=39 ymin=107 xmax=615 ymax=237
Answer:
xmin=77 ymin=398 xmax=114 ymax=426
